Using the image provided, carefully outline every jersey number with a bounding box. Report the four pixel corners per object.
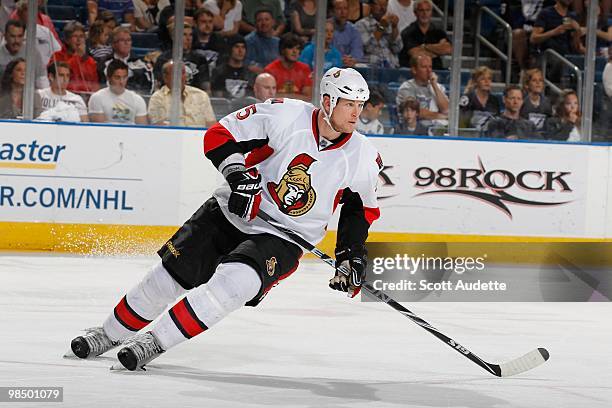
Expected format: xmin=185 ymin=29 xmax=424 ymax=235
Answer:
xmin=236 ymin=104 xmax=257 ymax=120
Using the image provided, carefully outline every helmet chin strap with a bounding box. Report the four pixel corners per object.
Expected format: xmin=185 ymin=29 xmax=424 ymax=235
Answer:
xmin=322 ymin=100 xmax=341 ymax=134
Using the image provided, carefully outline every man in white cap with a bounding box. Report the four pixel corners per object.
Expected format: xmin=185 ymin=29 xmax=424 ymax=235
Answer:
xmin=68 ymin=67 xmax=383 ymax=371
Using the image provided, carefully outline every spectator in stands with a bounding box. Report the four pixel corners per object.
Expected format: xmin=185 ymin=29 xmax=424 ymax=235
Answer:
xmin=396 ymin=54 xmax=448 ymax=129
xmin=0 ymin=0 xmax=15 ymax=36
xmin=192 ymin=8 xmax=227 ymax=69
xmin=388 ymin=0 xmax=415 ymax=33
xmin=203 ymin=0 xmax=242 ymax=37
xmin=245 ymin=9 xmax=280 ymax=74
xmin=264 ymin=33 xmax=312 ymax=100
xmin=11 ymin=0 xmax=61 ymax=44
xmin=520 ymin=67 xmax=553 ymax=132
xmin=0 ymin=19 xmax=47 ymax=89
xmin=399 ymin=0 xmax=450 ymax=70
xmin=356 ymin=90 xmax=385 ymax=134
xmin=88 ymin=20 xmax=113 ymax=63
xmin=332 ymin=0 xmax=364 ymax=67
xmin=157 ymin=0 xmax=197 ymax=50
xmin=543 ymin=88 xmax=581 ymax=141
xmin=37 ymin=62 xmax=89 ymax=122
xmin=572 ymin=0 xmax=611 ymax=26
xmin=240 ymin=0 xmax=285 ymax=36
xmin=574 ymin=3 xmax=612 ymax=56
xmin=602 ymin=53 xmax=612 ymax=137
xmin=102 ymin=27 xmax=134 ymax=66
xmin=604 ymin=53 xmax=612 ymax=99
xmin=97 ymin=9 xmax=118 ymax=32
xmin=531 ymin=0 xmax=580 ymax=81
xmin=345 ymin=0 xmax=370 ymax=23
xmin=396 ymin=96 xmax=428 ymax=135
xmin=11 ymin=0 xmax=61 ymax=66
xmin=0 ymin=57 xmax=41 ymax=118
xmin=356 ymin=0 xmax=402 ymax=68
xmin=52 ymin=22 xmax=100 ymax=95
xmin=87 ymin=0 xmax=135 ymax=29
xmin=211 ymin=35 xmax=254 ymax=99
xmin=155 ymin=20 xmax=211 ymax=92
xmin=299 ymin=20 xmax=343 ymax=70
xmin=148 ymin=60 xmax=216 ymax=127
xmin=459 ymin=66 xmax=500 ymax=130
xmin=290 ymin=0 xmax=317 ymax=43
xmin=99 ymin=26 xmax=155 ymax=95
xmin=133 ymin=0 xmax=169 ymax=32
xmin=506 ymin=0 xmax=547 ymax=73
xmin=88 ymin=59 xmax=148 ymax=124
xmin=486 ymin=85 xmax=538 ymax=139
xmin=253 ymin=71 xmax=276 ymax=101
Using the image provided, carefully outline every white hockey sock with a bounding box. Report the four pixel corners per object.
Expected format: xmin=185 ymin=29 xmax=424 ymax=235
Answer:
xmin=151 ymin=262 xmax=262 ymax=351
xmin=103 ymin=262 xmax=186 ymax=342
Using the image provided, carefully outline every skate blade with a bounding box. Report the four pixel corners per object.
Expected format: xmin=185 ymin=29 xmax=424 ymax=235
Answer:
xmin=110 ymin=362 xmax=146 ymax=372
xmin=63 ymin=349 xmax=77 ymax=359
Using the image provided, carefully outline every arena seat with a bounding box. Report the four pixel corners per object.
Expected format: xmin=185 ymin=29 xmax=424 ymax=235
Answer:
xmin=210 ymin=97 xmax=233 ymax=121
xmin=47 ymin=5 xmax=78 ymax=21
xmin=131 ymin=32 xmax=159 ymax=49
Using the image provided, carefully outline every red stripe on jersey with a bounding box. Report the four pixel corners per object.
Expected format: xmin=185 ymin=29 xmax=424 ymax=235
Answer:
xmin=245 ymin=144 xmax=274 ymax=168
xmin=203 ymin=123 xmax=236 ymax=154
xmin=311 ymin=109 xmax=319 ymax=145
xmin=114 ymin=296 xmax=151 ymax=331
xmin=332 ymin=189 xmax=344 ymax=213
xmin=169 ymin=298 xmax=207 ymax=338
xmin=323 ymin=132 xmax=352 ymax=151
xmin=364 ymin=207 xmax=380 ymax=225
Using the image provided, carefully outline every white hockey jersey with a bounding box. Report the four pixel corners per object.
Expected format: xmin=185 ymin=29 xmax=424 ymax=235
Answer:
xmin=204 ymin=98 xmax=381 ymax=246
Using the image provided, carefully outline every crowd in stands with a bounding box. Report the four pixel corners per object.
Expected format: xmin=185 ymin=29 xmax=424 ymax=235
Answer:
xmin=0 ymin=0 xmax=609 ymax=141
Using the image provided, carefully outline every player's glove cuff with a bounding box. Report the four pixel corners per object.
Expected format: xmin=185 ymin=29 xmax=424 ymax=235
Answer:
xmin=224 ymin=165 xmax=262 ymax=221
xmin=330 ymin=245 xmax=367 ymax=298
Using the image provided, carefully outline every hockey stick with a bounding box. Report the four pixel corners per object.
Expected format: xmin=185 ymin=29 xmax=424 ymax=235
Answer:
xmin=258 ymin=209 xmax=550 ymax=377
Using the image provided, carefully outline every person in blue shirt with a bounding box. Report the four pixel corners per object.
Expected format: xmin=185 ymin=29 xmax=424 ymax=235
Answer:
xmin=331 ymin=0 xmax=364 ymax=66
xmin=245 ymin=9 xmax=280 ymax=74
xmin=299 ymin=20 xmax=343 ymax=70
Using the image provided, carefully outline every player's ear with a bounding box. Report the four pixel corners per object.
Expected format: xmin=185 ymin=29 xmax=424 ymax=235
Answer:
xmin=322 ymin=95 xmax=331 ymax=113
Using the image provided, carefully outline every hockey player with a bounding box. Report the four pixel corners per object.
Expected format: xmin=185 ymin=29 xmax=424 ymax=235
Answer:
xmin=69 ymin=67 xmax=382 ymax=371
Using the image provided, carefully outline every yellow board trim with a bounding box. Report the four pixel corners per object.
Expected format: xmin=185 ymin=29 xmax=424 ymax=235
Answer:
xmin=0 ymin=162 xmax=57 ymax=169
xmin=0 ymin=221 xmax=176 ymax=254
xmin=1 ymin=221 xmax=611 ymax=265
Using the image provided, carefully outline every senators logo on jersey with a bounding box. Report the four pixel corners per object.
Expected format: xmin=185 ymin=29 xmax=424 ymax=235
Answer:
xmin=267 ymin=153 xmax=317 ymax=216
xmin=266 ymin=257 xmax=277 ymax=276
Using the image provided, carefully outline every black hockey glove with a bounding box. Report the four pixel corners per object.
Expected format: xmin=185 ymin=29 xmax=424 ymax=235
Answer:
xmin=224 ymin=164 xmax=262 ymax=221
xmin=329 ymin=245 xmax=367 ymax=298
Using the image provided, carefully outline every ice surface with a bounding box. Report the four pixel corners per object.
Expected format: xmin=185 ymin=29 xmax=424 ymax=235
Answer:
xmin=0 ymin=253 xmax=611 ymax=408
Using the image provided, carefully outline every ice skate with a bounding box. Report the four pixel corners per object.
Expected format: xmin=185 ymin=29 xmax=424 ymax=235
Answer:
xmin=115 ymin=332 xmax=165 ymax=371
xmin=68 ymin=327 xmax=119 ymax=359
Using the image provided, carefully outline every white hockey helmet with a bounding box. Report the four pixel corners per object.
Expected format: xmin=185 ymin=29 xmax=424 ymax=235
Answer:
xmin=320 ymin=67 xmax=369 ymax=127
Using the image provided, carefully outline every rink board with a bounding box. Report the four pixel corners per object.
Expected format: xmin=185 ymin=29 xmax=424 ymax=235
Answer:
xmin=1 ymin=121 xmax=611 ymax=256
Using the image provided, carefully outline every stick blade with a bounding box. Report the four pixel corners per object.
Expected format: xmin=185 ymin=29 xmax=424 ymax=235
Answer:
xmin=498 ymin=347 xmax=550 ymax=377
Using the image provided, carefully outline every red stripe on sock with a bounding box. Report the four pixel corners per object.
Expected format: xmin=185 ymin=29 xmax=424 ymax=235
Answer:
xmin=114 ymin=296 xmax=151 ymax=331
xmin=170 ymin=299 xmax=206 ymax=338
